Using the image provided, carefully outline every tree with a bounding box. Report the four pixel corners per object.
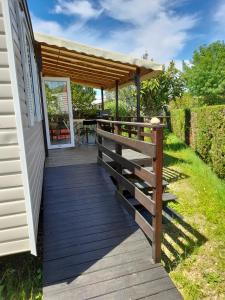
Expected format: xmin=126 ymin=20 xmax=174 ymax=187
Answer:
xmin=44 ymin=83 xmax=61 ymax=122
xmin=105 ymin=85 xmax=136 ymax=116
xmin=140 ymin=61 xmax=185 ymax=115
xmin=183 ymin=41 xmax=225 ymax=100
xmin=70 ymin=83 xmax=96 ymax=118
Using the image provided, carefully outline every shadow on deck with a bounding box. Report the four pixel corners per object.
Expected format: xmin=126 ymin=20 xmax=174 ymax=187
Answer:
xmin=43 ymin=146 xmax=182 ymax=299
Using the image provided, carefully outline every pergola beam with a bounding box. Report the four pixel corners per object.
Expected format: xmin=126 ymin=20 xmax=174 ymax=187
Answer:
xmin=40 ymin=45 xmax=136 ymax=71
xmin=115 ymin=80 xmax=119 ymax=120
xmin=42 ymin=61 xmax=121 ymax=80
xmin=135 ymin=67 xmax=141 ymax=121
xmin=101 ymin=88 xmax=104 ymax=112
xmin=42 ymin=65 xmax=118 ymax=82
xmin=41 ymin=52 xmax=131 ymax=75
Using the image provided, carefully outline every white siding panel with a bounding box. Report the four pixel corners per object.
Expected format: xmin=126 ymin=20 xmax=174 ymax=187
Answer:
xmin=0 ymin=35 xmax=6 ymax=50
xmin=0 ymin=1 xmax=3 ymax=15
xmin=0 ymin=145 xmax=20 ymax=159
xmin=0 ymin=187 xmax=24 ymax=202
xmin=0 ymin=239 xmax=29 ymax=256
xmin=0 ymin=199 xmax=26 ymax=216
xmin=0 ymin=68 xmax=10 ymax=82
xmin=0 ymin=226 xmax=28 ymax=243
xmin=0 ymin=173 xmax=22 ymax=188
xmin=0 ymin=129 xmax=18 ymax=144
xmin=23 ymin=122 xmax=45 ymax=235
xmin=0 ymin=17 xmax=4 ymax=33
xmin=0 ymin=0 xmax=31 ymax=256
xmin=0 ymin=115 xmax=16 ymax=128
xmin=0 ymin=213 xmax=27 ymax=229
xmin=0 ymin=99 xmax=14 ymax=113
xmin=0 ymin=84 xmax=13 ymax=97
xmin=0 ymin=51 xmax=9 ymax=66
xmin=0 ymin=159 xmax=21 ymax=174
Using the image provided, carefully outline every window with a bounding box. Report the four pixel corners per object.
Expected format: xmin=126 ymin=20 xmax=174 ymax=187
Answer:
xmin=16 ymin=3 xmax=42 ymax=126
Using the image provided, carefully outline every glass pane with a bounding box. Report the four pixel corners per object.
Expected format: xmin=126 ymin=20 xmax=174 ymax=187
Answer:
xmin=44 ymin=80 xmax=71 ymax=146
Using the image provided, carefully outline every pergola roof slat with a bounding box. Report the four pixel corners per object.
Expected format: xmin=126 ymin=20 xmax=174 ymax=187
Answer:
xmin=42 ymin=54 xmax=130 ymax=76
xmin=35 ymin=32 xmax=163 ymax=89
xmin=42 ymin=61 xmax=122 ymax=80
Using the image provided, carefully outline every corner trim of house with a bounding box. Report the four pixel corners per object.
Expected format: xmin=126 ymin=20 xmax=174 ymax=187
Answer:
xmin=2 ymin=0 xmax=37 ymax=255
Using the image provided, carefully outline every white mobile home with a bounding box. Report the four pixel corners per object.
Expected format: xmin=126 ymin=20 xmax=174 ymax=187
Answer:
xmin=0 ymin=0 xmax=45 ymax=256
xmin=0 ymin=0 xmax=162 ymax=257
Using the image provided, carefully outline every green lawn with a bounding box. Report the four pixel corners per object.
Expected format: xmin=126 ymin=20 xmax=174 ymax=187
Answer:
xmin=0 ymin=252 xmax=42 ymax=300
xmin=162 ymin=132 xmax=225 ymax=299
xmin=0 ymin=132 xmax=224 ymax=300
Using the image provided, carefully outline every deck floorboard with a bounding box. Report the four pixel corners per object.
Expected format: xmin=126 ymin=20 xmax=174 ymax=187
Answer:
xmin=43 ymin=149 xmax=182 ymax=299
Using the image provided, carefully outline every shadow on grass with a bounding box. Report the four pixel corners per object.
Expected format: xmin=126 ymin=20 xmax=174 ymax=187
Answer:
xmin=164 ymin=152 xmax=190 ymax=168
xmin=163 ymin=167 xmax=189 ymax=183
xmin=164 ymin=141 xmax=187 ymax=152
xmin=161 ymin=208 xmax=207 ymax=272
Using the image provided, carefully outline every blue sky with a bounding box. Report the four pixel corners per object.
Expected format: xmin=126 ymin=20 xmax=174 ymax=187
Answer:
xmin=28 ymin=0 xmax=225 ymax=68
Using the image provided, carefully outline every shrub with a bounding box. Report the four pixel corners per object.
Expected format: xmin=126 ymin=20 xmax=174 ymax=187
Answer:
xmin=170 ymin=105 xmax=225 ymax=178
xmin=170 ymin=109 xmax=190 ymax=144
xmin=105 ymin=100 xmax=130 ymax=118
xmin=169 ymin=93 xmax=205 ymax=109
xmin=190 ymin=105 xmax=225 ymax=178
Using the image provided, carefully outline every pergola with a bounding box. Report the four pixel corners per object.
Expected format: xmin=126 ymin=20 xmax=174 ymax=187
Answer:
xmin=35 ymin=33 xmax=162 ymax=120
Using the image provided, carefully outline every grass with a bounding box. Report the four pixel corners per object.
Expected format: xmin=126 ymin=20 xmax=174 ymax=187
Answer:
xmin=162 ymin=132 xmax=225 ymax=299
xmin=0 ymin=131 xmax=225 ymax=299
xmin=0 ymin=253 xmax=42 ymax=300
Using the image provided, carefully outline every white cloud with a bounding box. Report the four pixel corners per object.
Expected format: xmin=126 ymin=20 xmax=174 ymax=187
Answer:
xmin=31 ymin=0 xmax=198 ymax=63
xmin=213 ymin=1 xmax=225 ymax=38
xmin=53 ymin=0 xmax=102 ymax=20
xmin=31 ymin=14 xmax=102 ymax=45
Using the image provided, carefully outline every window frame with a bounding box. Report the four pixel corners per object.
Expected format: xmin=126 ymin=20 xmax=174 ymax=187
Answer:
xmin=17 ymin=7 xmax=42 ymax=126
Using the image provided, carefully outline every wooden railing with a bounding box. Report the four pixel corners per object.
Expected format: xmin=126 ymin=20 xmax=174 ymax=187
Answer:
xmin=96 ymin=119 xmax=164 ymax=263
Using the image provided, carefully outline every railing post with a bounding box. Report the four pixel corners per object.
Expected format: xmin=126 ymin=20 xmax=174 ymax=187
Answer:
xmin=97 ymin=122 xmax=102 ymax=162
xmin=114 ymin=124 xmax=122 ymax=189
xmin=137 ymin=117 xmax=144 ymax=141
xmin=152 ymin=125 xmax=163 ymax=263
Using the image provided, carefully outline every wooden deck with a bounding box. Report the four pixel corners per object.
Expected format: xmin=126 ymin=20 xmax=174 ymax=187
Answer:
xmin=43 ymin=147 xmax=182 ymax=299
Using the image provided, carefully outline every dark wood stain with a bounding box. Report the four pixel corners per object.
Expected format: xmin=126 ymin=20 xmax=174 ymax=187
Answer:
xmin=43 ymin=150 xmax=182 ymax=299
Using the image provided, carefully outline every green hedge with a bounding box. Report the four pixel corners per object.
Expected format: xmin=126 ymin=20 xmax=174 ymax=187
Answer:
xmin=170 ymin=105 xmax=225 ymax=178
xmin=170 ymin=109 xmax=190 ymax=144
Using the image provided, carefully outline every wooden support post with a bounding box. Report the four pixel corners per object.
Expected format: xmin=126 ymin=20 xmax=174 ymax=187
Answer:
xmin=152 ymin=126 xmax=163 ymax=263
xmin=115 ymin=80 xmax=119 ymax=121
xmin=97 ymin=122 xmax=103 ymax=162
xmin=137 ymin=117 xmax=144 ymax=141
xmin=114 ymin=124 xmax=122 ymax=189
xmin=135 ymin=68 xmax=141 ymax=122
xmin=101 ymin=87 xmax=104 ymax=112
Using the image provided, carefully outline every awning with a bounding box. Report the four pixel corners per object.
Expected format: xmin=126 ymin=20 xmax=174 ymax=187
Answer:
xmin=34 ymin=33 xmax=162 ymax=90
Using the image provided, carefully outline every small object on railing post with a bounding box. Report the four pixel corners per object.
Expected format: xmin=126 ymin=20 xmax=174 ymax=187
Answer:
xmin=151 ymin=121 xmax=163 ymax=263
xmin=97 ymin=122 xmax=103 ymax=162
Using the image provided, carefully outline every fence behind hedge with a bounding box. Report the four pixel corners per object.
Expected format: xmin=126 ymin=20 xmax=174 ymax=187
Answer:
xmin=170 ymin=105 xmax=225 ymax=178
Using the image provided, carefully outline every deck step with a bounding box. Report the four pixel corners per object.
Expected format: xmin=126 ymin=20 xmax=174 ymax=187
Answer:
xmin=125 ymin=193 xmax=177 ymax=207
xmin=162 ymin=192 xmax=177 ymax=202
xmin=126 ymin=176 xmax=168 ymax=189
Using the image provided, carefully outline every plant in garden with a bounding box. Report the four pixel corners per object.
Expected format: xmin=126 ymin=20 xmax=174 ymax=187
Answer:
xmin=104 ymin=100 xmax=129 ymax=118
xmin=141 ymin=61 xmax=185 ymax=115
xmin=105 ymin=85 xmax=136 ymax=116
xmin=70 ymin=83 xmax=96 ymax=118
xmin=183 ymin=41 xmax=225 ymax=101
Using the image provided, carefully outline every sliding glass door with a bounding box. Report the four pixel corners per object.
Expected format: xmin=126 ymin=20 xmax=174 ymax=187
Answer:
xmin=42 ymin=77 xmax=75 ymax=149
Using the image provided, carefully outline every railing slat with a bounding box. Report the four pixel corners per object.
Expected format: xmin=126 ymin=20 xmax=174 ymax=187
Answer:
xmin=116 ymin=190 xmax=154 ymax=242
xmin=97 ymin=128 xmax=156 ymax=158
xmin=98 ymin=119 xmax=164 ymax=128
xmin=97 ymin=142 xmax=156 ymax=187
xmin=98 ymin=157 xmax=155 ymax=215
